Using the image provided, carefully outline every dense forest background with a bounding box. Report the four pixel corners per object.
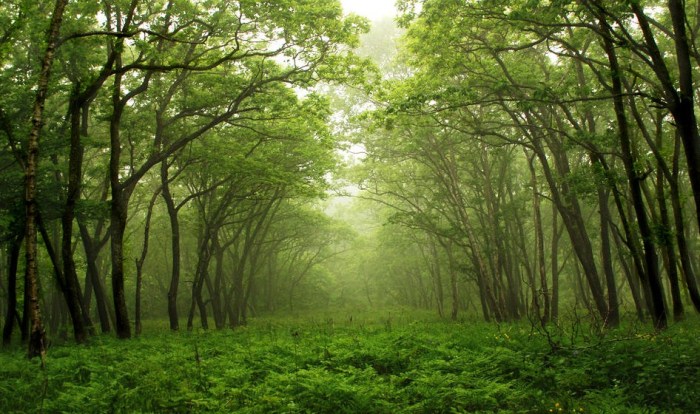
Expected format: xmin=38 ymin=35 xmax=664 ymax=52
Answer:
xmin=2 ymin=0 xmax=700 ymax=360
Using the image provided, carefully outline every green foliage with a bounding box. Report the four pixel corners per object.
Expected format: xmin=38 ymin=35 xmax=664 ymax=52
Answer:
xmin=2 ymin=314 xmax=699 ymax=413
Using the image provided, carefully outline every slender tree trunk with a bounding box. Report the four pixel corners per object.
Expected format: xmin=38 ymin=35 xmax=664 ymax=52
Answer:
xmin=78 ymin=222 xmax=111 ymax=332
xmin=597 ymin=186 xmax=620 ymax=328
xmin=598 ymin=13 xmax=667 ymax=328
xmin=527 ymin=154 xmax=549 ymax=325
xmin=531 ymin=140 xmax=608 ymax=319
xmin=188 ymin=228 xmax=211 ymax=330
xmin=161 ymin=159 xmax=182 ymax=331
xmin=210 ymin=237 xmax=225 ymax=329
xmin=24 ymin=0 xmax=68 ymax=359
xmin=444 ymin=240 xmax=459 ymax=321
xmin=2 ymin=235 xmax=22 ymax=346
xmin=426 ymin=239 xmax=444 ymax=318
xmin=654 ymin=175 xmax=684 ymax=321
xmin=550 ymin=204 xmax=561 ymax=321
xmin=670 ymin=135 xmax=700 ymax=313
xmin=134 ymin=189 xmax=160 ymax=336
xmin=613 ymin=228 xmax=645 ymax=321
xmin=626 ymin=86 xmax=700 ymax=314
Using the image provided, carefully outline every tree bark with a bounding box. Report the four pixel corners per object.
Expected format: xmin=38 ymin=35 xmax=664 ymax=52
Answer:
xmin=161 ymin=159 xmax=182 ymax=331
xmin=78 ymin=220 xmax=111 ymax=332
xmin=134 ymin=189 xmax=160 ymax=336
xmin=527 ymin=153 xmax=549 ymax=326
xmin=109 ymin=66 xmax=131 ymax=339
xmin=60 ymin=96 xmax=88 ymax=343
xmin=598 ymin=12 xmax=667 ymax=329
xmin=665 ymin=0 xmax=700 ymax=233
xmin=597 ymin=186 xmax=620 ymax=328
xmin=627 ymin=2 xmax=700 ymax=233
xmin=550 ymin=204 xmax=561 ymax=322
xmin=2 ymin=235 xmax=22 ymax=346
xmin=24 ymin=0 xmax=68 ymax=360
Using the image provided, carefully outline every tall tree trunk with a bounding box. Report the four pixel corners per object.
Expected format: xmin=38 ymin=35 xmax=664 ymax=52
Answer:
xmin=24 ymin=0 xmax=68 ymax=359
xmin=161 ymin=159 xmax=182 ymax=331
xmin=670 ymin=135 xmax=700 ymax=313
xmin=134 ymin=189 xmax=160 ymax=336
xmin=597 ymin=186 xmax=620 ymax=328
xmin=527 ymin=153 xmax=549 ymax=326
xmin=627 ymin=2 xmax=700 ymax=233
xmin=598 ymin=12 xmax=667 ymax=328
xmin=568 ymin=24 xmax=619 ymax=328
xmin=60 ymin=96 xmax=88 ymax=343
xmin=110 ymin=189 xmax=131 ymax=338
xmin=530 ymin=139 xmax=608 ymax=320
xmin=625 ymin=86 xmax=700 ymax=314
xmin=109 ymin=67 xmax=131 ymax=339
xmin=108 ymin=62 xmax=150 ymax=340
xmin=666 ymin=0 xmax=700 ymax=233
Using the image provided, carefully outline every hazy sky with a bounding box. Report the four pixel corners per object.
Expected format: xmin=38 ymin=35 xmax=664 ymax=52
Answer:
xmin=340 ymin=0 xmax=397 ymax=20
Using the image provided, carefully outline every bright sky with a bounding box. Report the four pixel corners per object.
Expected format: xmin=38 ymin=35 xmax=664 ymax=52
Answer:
xmin=340 ymin=0 xmax=397 ymax=20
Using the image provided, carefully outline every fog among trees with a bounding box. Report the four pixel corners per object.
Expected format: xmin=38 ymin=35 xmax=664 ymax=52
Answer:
xmin=2 ymin=2 xmax=700 ymax=411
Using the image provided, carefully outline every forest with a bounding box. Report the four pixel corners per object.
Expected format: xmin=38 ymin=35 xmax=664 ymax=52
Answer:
xmin=1 ymin=0 xmax=700 ymax=412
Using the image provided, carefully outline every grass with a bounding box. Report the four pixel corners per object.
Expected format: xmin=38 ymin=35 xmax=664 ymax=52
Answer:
xmin=1 ymin=309 xmax=699 ymax=413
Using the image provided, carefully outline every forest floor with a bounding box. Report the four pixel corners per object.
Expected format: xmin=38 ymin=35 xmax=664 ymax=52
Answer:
xmin=1 ymin=308 xmax=699 ymax=413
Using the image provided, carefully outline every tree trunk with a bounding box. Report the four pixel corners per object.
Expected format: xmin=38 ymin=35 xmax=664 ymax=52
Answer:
xmin=210 ymin=237 xmax=226 ymax=329
xmin=626 ymin=87 xmax=700 ymax=314
xmin=107 ymin=58 xmax=151 ymax=339
xmin=60 ymin=96 xmax=88 ymax=343
xmin=666 ymin=0 xmax=700 ymax=233
xmin=597 ymin=186 xmax=620 ymax=328
xmin=550 ymin=204 xmax=561 ymax=322
xmin=188 ymin=228 xmax=211 ymax=330
xmin=161 ymin=159 xmax=182 ymax=331
xmin=444 ymin=240 xmax=459 ymax=321
xmin=134 ymin=189 xmax=160 ymax=336
xmin=24 ymin=0 xmax=68 ymax=359
xmin=425 ymin=239 xmax=444 ymax=318
xmin=531 ymin=140 xmax=608 ymax=319
xmin=598 ymin=13 xmax=667 ymax=328
xmin=110 ymin=190 xmax=131 ymax=338
xmin=78 ymin=221 xmax=111 ymax=333
xmin=527 ymin=153 xmax=549 ymax=326
xmin=653 ymin=176 xmax=684 ymax=321
xmin=670 ymin=136 xmax=700 ymax=313
xmin=2 ymin=235 xmax=22 ymax=346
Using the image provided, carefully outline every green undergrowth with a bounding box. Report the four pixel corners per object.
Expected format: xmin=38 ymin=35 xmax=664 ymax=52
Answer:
xmin=2 ymin=312 xmax=699 ymax=413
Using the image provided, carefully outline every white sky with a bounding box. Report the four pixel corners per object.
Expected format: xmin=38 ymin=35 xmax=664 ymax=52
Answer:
xmin=340 ymin=0 xmax=397 ymax=20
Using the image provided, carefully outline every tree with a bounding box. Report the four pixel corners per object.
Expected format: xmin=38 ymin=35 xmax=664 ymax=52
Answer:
xmin=24 ymin=0 xmax=68 ymax=359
